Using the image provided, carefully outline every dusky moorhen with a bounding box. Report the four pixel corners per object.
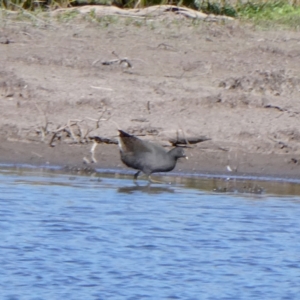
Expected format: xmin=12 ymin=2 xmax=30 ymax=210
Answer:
xmin=118 ymin=130 xmax=187 ymax=182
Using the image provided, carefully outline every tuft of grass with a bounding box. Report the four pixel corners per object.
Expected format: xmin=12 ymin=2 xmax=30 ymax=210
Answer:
xmin=55 ymin=8 xmax=80 ymax=21
xmin=194 ymin=0 xmax=237 ymax=17
xmin=84 ymin=10 xmax=119 ymax=26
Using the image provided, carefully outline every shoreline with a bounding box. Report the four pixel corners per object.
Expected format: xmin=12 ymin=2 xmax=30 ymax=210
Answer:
xmin=1 ymin=139 xmax=300 ymax=182
xmin=2 ymin=140 xmax=300 ymax=197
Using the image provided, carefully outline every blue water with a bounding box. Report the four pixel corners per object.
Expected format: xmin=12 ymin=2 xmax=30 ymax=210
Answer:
xmin=1 ymin=168 xmax=300 ymax=300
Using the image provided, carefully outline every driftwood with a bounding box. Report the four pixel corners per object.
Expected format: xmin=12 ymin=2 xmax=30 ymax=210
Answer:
xmin=89 ymin=136 xmax=118 ymax=144
xmin=52 ymin=5 xmax=234 ymax=21
xmin=169 ymin=135 xmax=211 ymax=146
xmin=158 ymin=129 xmax=211 ymax=146
xmin=88 ymin=129 xmax=210 ymax=150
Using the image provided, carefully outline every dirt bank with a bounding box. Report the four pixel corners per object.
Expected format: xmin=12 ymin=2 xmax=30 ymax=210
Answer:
xmin=1 ymin=9 xmax=300 ymax=179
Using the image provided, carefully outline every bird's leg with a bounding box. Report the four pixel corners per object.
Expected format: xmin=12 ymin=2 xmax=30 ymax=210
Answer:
xmin=148 ymin=175 xmax=164 ymax=184
xmin=134 ymin=171 xmax=141 ymax=180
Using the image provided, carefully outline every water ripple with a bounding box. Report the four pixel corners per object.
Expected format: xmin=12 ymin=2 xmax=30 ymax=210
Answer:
xmin=0 ymin=169 xmax=300 ymax=299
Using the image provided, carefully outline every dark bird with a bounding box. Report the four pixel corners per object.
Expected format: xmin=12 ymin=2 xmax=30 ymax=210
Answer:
xmin=118 ymin=130 xmax=187 ymax=182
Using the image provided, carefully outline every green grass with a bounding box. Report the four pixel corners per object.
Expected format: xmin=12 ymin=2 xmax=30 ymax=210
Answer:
xmin=194 ymin=0 xmax=300 ymax=28
xmin=237 ymin=1 xmax=300 ymax=28
xmin=238 ymin=1 xmax=300 ymax=18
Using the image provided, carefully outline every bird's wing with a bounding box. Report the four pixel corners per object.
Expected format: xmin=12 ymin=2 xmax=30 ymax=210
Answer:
xmin=119 ymin=130 xmax=152 ymax=153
